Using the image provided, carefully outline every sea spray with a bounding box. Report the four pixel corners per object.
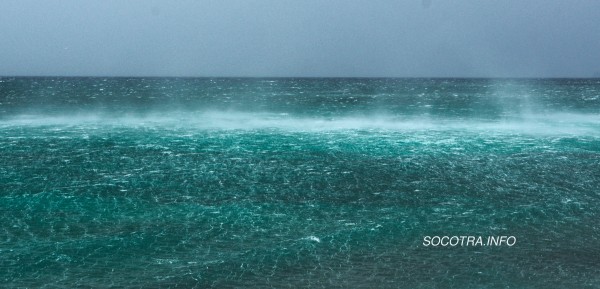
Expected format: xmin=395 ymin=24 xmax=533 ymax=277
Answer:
xmin=1 ymin=77 xmax=599 ymax=288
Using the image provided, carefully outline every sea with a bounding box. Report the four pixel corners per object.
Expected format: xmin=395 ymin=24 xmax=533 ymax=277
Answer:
xmin=1 ymin=77 xmax=599 ymax=288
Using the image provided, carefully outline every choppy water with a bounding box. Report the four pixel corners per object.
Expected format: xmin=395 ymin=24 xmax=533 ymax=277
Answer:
xmin=1 ymin=78 xmax=600 ymax=288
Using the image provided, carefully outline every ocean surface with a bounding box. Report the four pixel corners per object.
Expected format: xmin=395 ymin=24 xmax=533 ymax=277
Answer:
xmin=1 ymin=77 xmax=599 ymax=288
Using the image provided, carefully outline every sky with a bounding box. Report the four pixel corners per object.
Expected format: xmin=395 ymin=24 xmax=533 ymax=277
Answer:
xmin=1 ymin=0 xmax=599 ymax=78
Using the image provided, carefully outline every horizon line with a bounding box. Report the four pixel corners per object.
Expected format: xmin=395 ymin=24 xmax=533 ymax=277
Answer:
xmin=1 ymin=75 xmax=600 ymax=80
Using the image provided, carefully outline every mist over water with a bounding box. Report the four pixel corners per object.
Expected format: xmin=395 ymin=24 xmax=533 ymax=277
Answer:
xmin=1 ymin=77 xmax=600 ymax=288
xmin=3 ymin=110 xmax=600 ymax=136
xmin=2 ymin=77 xmax=600 ymax=133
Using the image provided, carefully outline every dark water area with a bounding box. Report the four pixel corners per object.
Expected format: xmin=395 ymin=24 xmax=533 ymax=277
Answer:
xmin=2 ymin=77 xmax=600 ymax=118
xmin=1 ymin=77 xmax=599 ymax=288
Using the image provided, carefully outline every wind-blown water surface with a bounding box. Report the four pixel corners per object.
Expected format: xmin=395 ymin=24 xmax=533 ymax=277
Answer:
xmin=1 ymin=78 xmax=599 ymax=288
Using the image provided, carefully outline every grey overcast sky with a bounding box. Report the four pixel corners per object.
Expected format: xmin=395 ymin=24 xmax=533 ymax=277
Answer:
xmin=1 ymin=0 xmax=599 ymax=77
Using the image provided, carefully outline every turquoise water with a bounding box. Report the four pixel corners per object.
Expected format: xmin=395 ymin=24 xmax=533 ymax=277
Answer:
xmin=1 ymin=78 xmax=600 ymax=288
